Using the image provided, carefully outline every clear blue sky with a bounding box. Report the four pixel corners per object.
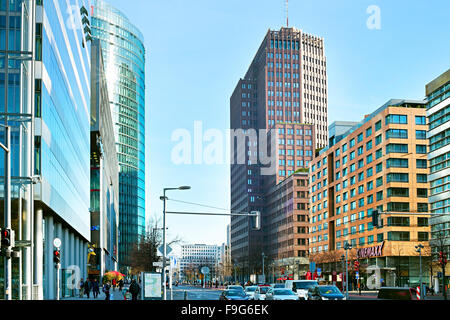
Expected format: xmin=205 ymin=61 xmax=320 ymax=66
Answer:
xmin=105 ymin=0 xmax=450 ymax=249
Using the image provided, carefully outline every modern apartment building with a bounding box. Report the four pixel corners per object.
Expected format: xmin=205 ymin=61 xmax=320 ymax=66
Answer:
xmin=179 ymin=244 xmax=221 ymax=282
xmin=0 ymin=0 xmax=92 ymax=299
xmin=426 ymin=69 xmax=450 ymax=287
xmin=89 ymin=39 xmax=120 ymax=280
xmin=309 ymin=99 xmax=431 ymax=287
xmin=91 ymin=0 xmax=146 ymax=269
xmin=230 ymin=27 xmax=328 ymax=281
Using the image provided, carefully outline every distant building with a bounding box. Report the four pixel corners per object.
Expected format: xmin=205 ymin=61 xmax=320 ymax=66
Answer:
xmin=180 ymin=244 xmax=221 ymax=282
xmin=89 ymin=39 xmax=120 ymax=279
xmin=426 ymin=69 xmax=450 ymax=288
xmin=91 ymin=0 xmax=147 ymax=269
xmin=230 ymin=26 xmax=327 ymax=281
xmin=310 ymin=99 xmax=431 ymax=287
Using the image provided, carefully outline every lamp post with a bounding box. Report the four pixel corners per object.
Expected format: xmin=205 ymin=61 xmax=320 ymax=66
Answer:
xmin=160 ymin=186 xmax=191 ymax=300
xmin=262 ymin=252 xmax=266 ymax=284
xmin=1 ymin=124 xmax=11 ymax=300
xmin=415 ymin=244 xmax=424 ymax=300
xmin=344 ymin=242 xmax=352 ymax=300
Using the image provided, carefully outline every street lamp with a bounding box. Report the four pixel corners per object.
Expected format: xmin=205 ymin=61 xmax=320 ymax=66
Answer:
xmin=344 ymin=242 xmax=352 ymax=300
xmin=262 ymin=252 xmax=266 ymax=284
xmin=415 ymin=244 xmax=424 ymax=300
xmin=160 ymin=186 xmax=191 ymax=300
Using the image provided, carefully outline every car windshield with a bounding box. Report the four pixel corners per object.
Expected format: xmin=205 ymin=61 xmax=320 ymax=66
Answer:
xmin=273 ymin=284 xmax=285 ymax=288
xmin=318 ymin=286 xmax=341 ymax=295
xmin=226 ymin=290 xmax=246 ymax=297
xmin=259 ymin=287 xmax=270 ymax=294
xmin=229 ymin=286 xmax=243 ymax=291
xmin=295 ymin=281 xmax=318 ymax=289
xmin=274 ymin=289 xmax=296 ymax=296
xmin=245 ymin=287 xmax=256 ymax=292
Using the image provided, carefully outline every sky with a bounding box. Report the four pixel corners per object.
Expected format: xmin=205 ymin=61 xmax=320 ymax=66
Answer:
xmin=104 ymin=0 xmax=450 ymax=253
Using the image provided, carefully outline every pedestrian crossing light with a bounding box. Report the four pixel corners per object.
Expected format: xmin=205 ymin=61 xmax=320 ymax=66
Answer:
xmin=53 ymin=249 xmax=61 ymax=264
xmin=1 ymin=228 xmax=14 ymax=248
xmin=251 ymin=211 xmax=261 ymax=230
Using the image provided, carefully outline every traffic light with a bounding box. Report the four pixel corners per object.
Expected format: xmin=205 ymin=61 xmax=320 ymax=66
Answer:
xmin=1 ymin=228 xmax=14 ymax=248
xmin=372 ymin=210 xmax=381 ymax=228
xmin=53 ymin=249 xmax=61 ymax=264
xmin=251 ymin=211 xmax=261 ymax=230
xmin=354 ymin=260 xmax=360 ymax=271
xmin=439 ymin=251 xmax=448 ymax=266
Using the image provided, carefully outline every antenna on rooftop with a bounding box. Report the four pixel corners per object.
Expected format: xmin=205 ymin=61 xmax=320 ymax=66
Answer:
xmin=286 ymin=0 xmax=289 ymax=27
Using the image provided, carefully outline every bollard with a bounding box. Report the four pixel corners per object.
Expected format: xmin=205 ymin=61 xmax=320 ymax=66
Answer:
xmin=184 ymin=290 xmax=188 ymax=300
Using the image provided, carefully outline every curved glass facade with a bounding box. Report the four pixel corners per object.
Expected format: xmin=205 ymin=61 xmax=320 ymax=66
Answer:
xmin=91 ymin=0 xmax=146 ymax=267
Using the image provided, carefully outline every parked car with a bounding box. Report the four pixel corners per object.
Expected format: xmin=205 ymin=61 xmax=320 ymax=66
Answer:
xmin=265 ymin=288 xmax=299 ymax=300
xmin=271 ymin=283 xmax=286 ymax=289
xmin=377 ymin=287 xmax=418 ymax=300
xmin=285 ymin=280 xmax=319 ymax=300
xmin=226 ymin=285 xmax=245 ymax=293
xmin=219 ymin=290 xmax=249 ymax=301
xmin=253 ymin=285 xmax=271 ymax=300
xmin=244 ymin=286 xmax=258 ymax=299
xmin=307 ymin=285 xmax=346 ymax=300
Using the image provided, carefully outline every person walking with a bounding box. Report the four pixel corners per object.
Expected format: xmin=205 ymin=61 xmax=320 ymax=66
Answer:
xmin=84 ymin=279 xmax=92 ymax=298
xmin=112 ymin=278 xmax=117 ymax=291
xmin=118 ymin=279 xmax=124 ymax=292
xmin=79 ymin=278 xmax=85 ymax=298
xmin=129 ymin=279 xmax=140 ymax=301
xmin=92 ymin=279 xmax=100 ymax=298
xmin=103 ymin=281 xmax=111 ymax=300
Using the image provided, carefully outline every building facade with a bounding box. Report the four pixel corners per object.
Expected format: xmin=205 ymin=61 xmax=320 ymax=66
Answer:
xmin=179 ymin=244 xmax=221 ymax=283
xmin=91 ymin=0 xmax=146 ymax=269
xmin=426 ymin=69 xmax=450 ymax=289
xmin=309 ymin=100 xmax=431 ymax=288
xmin=0 ymin=0 xmax=92 ymax=299
xmin=230 ymin=27 xmax=327 ymax=281
xmin=89 ymin=39 xmax=120 ymax=280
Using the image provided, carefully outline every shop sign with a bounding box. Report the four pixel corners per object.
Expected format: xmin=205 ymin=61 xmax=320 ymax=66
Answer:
xmin=357 ymin=241 xmax=384 ymax=259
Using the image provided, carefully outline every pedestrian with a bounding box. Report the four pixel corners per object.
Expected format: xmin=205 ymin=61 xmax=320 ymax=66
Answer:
xmin=119 ymin=278 xmax=124 ymax=291
xmin=84 ymin=279 xmax=91 ymax=298
xmin=92 ymin=279 xmax=100 ymax=298
xmin=79 ymin=278 xmax=85 ymax=298
xmin=112 ymin=278 xmax=117 ymax=291
xmin=129 ymin=279 xmax=140 ymax=301
xmin=103 ymin=281 xmax=111 ymax=300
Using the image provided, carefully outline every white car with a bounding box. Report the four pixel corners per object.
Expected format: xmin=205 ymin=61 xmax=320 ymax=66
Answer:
xmin=253 ymin=286 xmax=271 ymax=300
xmin=226 ymin=285 xmax=244 ymax=293
xmin=285 ymin=280 xmax=318 ymax=300
xmin=244 ymin=286 xmax=258 ymax=300
xmin=265 ymin=288 xmax=300 ymax=300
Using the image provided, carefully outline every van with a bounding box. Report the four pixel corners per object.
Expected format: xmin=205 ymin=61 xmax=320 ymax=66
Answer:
xmin=285 ymin=280 xmax=319 ymax=300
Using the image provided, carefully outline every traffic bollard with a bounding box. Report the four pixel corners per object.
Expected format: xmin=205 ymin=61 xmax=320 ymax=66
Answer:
xmin=184 ymin=290 xmax=188 ymax=300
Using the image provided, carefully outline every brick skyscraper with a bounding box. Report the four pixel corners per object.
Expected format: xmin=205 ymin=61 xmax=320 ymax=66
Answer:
xmin=230 ymin=27 xmax=328 ymax=280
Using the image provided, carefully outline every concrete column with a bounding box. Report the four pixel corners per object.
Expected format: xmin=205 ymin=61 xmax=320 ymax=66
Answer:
xmin=23 ymin=191 xmax=32 ymax=300
xmin=69 ymin=232 xmax=75 ymax=273
xmin=74 ymin=236 xmax=79 ymax=272
xmin=83 ymin=242 xmax=88 ymax=279
xmin=33 ymin=208 xmax=44 ymax=300
xmin=44 ymin=215 xmax=54 ymax=299
xmin=63 ymin=228 xmax=69 ymax=269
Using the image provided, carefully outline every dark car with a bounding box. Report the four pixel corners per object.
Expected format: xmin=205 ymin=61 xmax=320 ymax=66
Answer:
xmin=377 ymin=287 xmax=418 ymax=300
xmin=219 ymin=290 xmax=250 ymax=301
xmin=307 ymin=285 xmax=345 ymax=300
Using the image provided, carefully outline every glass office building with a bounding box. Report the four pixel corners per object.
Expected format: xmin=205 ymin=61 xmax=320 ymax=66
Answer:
xmin=91 ymin=0 xmax=146 ymax=268
xmin=0 ymin=0 xmax=91 ymax=299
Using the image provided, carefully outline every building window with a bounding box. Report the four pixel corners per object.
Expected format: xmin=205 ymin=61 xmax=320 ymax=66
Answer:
xmin=388 ymin=231 xmax=410 ymax=241
xmin=416 ymin=145 xmax=427 ymax=154
xmin=415 ymin=116 xmax=426 ymax=125
xmin=415 ymin=130 xmax=427 ymax=140
xmin=386 ymin=114 xmax=407 ymax=125
xmin=386 ymin=144 xmax=408 ymax=154
xmin=418 ymin=232 xmax=429 ymax=241
xmin=416 ymin=159 xmax=427 ymax=169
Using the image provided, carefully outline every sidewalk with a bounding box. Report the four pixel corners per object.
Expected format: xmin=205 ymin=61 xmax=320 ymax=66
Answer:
xmin=62 ymin=287 xmax=127 ymax=301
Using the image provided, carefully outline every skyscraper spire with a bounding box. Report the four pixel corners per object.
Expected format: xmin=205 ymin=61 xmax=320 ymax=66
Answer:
xmin=286 ymin=0 xmax=289 ymax=27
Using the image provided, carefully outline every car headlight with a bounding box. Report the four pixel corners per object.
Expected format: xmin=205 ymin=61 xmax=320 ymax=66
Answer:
xmin=342 ymin=296 xmax=347 ymax=300
xmin=322 ymin=297 xmax=329 ymax=300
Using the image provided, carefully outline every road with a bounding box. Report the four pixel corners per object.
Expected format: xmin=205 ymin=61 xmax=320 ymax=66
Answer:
xmin=171 ymin=285 xmax=224 ymax=300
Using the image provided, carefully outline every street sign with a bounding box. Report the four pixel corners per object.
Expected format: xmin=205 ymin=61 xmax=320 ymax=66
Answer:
xmin=317 ymin=268 xmax=322 ymax=276
xmin=153 ymin=262 xmax=163 ymax=267
xmin=309 ymin=262 xmax=316 ymax=272
xmin=157 ymin=244 xmax=172 ymax=256
xmin=356 ymin=271 xmax=359 ymax=280
xmin=53 ymin=238 xmax=61 ymax=248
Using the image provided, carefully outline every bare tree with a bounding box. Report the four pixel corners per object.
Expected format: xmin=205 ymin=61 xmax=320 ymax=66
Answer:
xmin=127 ymin=218 xmax=182 ymax=275
xmin=431 ymin=229 xmax=449 ymax=300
